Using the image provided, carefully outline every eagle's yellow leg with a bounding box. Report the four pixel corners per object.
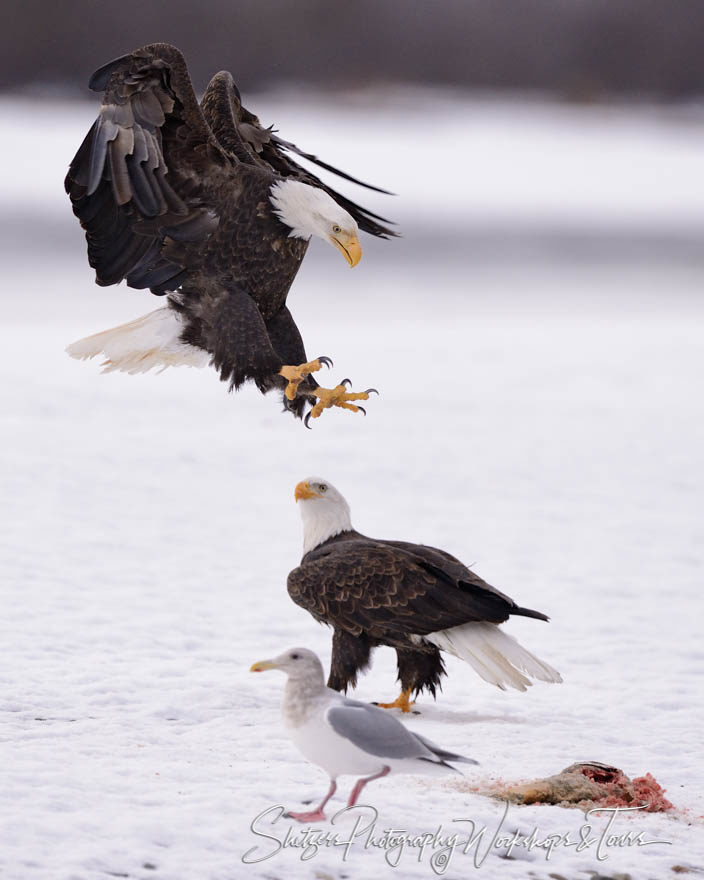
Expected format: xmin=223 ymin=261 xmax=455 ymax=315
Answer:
xmin=375 ymin=689 xmax=415 ymax=713
xmin=307 ymin=385 xmax=375 ymax=421
xmin=279 ymin=357 xmax=331 ymax=401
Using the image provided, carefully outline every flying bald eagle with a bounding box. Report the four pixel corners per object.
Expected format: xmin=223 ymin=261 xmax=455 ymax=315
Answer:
xmin=288 ymin=478 xmax=562 ymax=712
xmin=65 ymin=43 xmax=394 ymax=421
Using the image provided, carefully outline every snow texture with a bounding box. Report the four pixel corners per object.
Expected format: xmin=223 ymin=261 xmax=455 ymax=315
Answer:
xmin=1 ymin=93 xmax=703 ymax=879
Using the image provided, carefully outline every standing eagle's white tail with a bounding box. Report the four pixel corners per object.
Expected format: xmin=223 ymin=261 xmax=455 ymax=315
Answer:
xmin=426 ymin=622 xmax=562 ymax=691
xmin=66 ymin=307 xmax=209 ymax=375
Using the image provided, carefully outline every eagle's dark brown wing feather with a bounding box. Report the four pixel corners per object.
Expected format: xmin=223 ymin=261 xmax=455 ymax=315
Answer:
xmin=263 ymin=140 xmax=397 ymax=239
xmin=199 ymin=71 xmax=260 ymax=166
xmin=379 ymin=539 xmax=548 ymax=620
xmin=65 ymin=43 xmax=231 ymax=292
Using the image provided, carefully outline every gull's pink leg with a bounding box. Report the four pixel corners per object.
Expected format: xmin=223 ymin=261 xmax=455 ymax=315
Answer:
xmin=347 ymin=766 xmax=391 ymax=807
xmin=285 ymin=779 xmax=337 ymax=823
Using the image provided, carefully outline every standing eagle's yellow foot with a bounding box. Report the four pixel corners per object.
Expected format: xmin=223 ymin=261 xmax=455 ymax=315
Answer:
xmin=280 ymin=356 xmax=333 ymax=401
xmin=304 ymin=380 xmax=378 ymax=428
xmin=372 ymin=689 xmax=418 ymax=714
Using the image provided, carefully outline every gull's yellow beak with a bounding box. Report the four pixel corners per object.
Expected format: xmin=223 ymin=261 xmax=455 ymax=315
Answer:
xmin=294 ymin=480 xmax=320 ymax=502
xmin=330 ymin=232 xmax=362 ymax=268
xmin=250 ymin=659 xmax=277 ymax=672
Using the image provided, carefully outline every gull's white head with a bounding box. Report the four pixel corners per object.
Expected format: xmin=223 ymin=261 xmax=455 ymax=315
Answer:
xmin=269 ymin=180 xmax=362 ymax=267
xmin=294 ymin=476 xmax=353 ymax=555
xmin=250 ymin=647 xmax=325 ymax=683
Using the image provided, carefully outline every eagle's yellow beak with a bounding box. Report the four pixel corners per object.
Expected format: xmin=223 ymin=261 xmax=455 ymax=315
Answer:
xmin=330 ymin=232 xmax=362 ymax=268
xmin=250 ymin=659 xmax=277 ymax=672
xmin=294 ymin=480 xmax=320 ymax=501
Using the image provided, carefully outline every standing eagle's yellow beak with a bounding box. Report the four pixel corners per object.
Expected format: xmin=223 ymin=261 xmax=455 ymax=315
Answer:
xmin=330 ymin=232 xmax=362 ymax=267
xmin=250 ymin=659 xmax=277 ymax=672
xmin=294 ymin=480 xmax=320 ymax=501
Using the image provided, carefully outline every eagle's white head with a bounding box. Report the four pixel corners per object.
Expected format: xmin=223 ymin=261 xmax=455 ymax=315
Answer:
xmin=269 ymin=181 xmax=362 ymax=267
xmin=294 ymin=476 xmax=352 ymax=555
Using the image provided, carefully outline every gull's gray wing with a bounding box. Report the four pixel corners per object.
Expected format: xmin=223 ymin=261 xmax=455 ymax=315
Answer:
xmin=326 ymin=699 xmax=447 ymax=763
xmin=413 ymin=731 xmax=479 ymax=765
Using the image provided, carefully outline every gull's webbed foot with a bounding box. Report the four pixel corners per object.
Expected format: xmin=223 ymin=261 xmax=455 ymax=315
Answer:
xmin=304 ymin=380 xmax=378 ymax=428
xmin=284 ymin=808 xmax=327 ymax=823
xmin=372 ymin=689 xmax=418 ymax=714
xmin=279 ymin=356 xmax=333 ymax=401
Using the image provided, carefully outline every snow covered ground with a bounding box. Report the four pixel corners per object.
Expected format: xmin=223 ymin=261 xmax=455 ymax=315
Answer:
xmin=1 ymin=93 xmax=703 ymax=879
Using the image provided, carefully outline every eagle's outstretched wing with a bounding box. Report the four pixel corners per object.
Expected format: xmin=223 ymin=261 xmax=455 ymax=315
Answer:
xmin=199 ymin=71 xmax=397 ymax=239
xmin=287 ymin=539 xmax=545 ymax=646
xmin=65 ymin=43 xmax=230 ymax=293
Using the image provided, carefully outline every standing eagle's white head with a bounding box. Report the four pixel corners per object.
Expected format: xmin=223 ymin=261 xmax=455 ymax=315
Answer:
xmin=294 ymin=477 xmax=352 ymax=554
xmin=270 ymin=181 xmax=362 ymax=267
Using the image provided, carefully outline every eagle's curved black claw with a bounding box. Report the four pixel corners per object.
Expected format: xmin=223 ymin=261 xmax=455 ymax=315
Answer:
xmin=304 ymin=412 xmax=313 ymax=429
xmin=365 ymin=388 xmax=379 ymax=396
xmin=318 ymin=356 xmax=333 ymax=369
xmin=341 ymin=378 xmax=352 ymax=388
xmin=358 ymin=405 xmax=367 ymax=416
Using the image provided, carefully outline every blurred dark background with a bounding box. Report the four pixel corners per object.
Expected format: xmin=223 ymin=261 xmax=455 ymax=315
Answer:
xmin=3 ymin=0 xmax=704 ymax=99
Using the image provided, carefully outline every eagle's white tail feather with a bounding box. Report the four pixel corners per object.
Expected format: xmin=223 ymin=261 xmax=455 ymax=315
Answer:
xmin=66 ymin=307 xmax=209 ymax=375
xmin=426 ymin=621 xmax=562 ymax=692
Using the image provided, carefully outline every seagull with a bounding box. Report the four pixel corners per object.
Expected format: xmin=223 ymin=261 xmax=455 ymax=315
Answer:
xmin=250 ymin=647 xmax=478 ymax=822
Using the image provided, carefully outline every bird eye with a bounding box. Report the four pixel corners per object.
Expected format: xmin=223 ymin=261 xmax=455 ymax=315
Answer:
xmin=290 ymin=653 xmax=300 ymax=660
xmin=332 ymin=225 xmax=342 ymax=234
xmin=319 ymin=484 xmax=327 ymax=492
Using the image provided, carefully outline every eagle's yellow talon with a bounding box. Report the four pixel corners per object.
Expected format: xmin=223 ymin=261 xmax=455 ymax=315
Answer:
xmin=316 ymin=385 xmax=369 ymax=411
xmin=374 ymin=690 xmax=415 ymax=713
xmin=302 ymin=381 xmax=377 ymax=426
xmin=280 ymin=358 xmax=328 ymax=400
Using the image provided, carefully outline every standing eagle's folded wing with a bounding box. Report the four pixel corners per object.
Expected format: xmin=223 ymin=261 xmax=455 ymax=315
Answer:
xmin=287 ymin=541 xmax=517 ymax=645
xmin=65 ymin=43 xmax=228 ymax=293
xmin=381 ymin=540 xmax=550 ymax=622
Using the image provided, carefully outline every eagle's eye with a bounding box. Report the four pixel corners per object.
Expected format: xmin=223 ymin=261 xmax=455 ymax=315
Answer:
xmin=332 ymin=225 xmax=342 ymax=234
xmin=319 ymin=484 xmax=327 ymax=492
xmin=290 ymin=653 xmax=300 ymax=660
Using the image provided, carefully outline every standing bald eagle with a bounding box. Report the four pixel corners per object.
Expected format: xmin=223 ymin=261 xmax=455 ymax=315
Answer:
xmin=288 ymin=478 xmax=562 ymax=712
xmin=65 ymin=43 xmax=395 ymax=421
